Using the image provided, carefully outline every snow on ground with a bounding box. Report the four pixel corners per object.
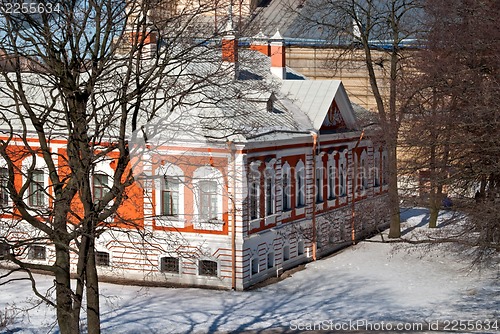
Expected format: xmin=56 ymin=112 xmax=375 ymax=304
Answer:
xmin=1 ymin=208 xmax=499 ymax=334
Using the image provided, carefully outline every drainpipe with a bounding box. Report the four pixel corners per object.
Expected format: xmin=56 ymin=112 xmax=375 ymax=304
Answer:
xmin=351 ymin=130 xmax=365 ymax=244
xmin=310 ymin=131 xmax=318 ymax=261
xmin=228 ymin=141 xmax=237 ymax=290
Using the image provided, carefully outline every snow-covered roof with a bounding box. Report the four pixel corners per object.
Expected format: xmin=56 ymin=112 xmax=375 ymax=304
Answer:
xmin=0 ymin=43 xmax=362 ymax=147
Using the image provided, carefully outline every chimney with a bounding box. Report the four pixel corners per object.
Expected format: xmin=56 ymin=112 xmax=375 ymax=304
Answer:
xmin=270 ymin=30 xmax=286 ymax=79
xmin=250 ymin=31 xmax=270 ymax=56
xmin=221 ymin=3 xmax=239 ymax=79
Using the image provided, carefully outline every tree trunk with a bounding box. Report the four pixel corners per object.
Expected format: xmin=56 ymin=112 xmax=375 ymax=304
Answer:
xmin=54 ymin=244 xmax=80 ymax=334
xmin=387 ymin=143 xmax=401 ymax=238
xmin=86 ymin=238 xmax=101 ymax=334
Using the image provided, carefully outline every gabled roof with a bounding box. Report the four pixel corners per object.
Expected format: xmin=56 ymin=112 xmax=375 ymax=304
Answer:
xmin=279 ymin=80 xmax=358 ymax=131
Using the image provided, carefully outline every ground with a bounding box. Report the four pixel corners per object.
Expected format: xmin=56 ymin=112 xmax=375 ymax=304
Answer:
xmin=0 ymin=208 xmax=498 ymax=333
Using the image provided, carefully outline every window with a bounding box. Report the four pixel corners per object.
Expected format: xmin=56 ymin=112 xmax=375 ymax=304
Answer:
xmin=283 ymin=245 xmax=290 ymax=262
xmin=296 ymin=161 xmax=305 ymax=207
xmin=0 ymin=243 xmax=9 ymax=259
xmin=339 ymin=163 xmax=346 ymax=196
xmin=160 ymin=256 xmax=180 ymax=274
xmin=0 ymin=168 xmax=8 ymax=207
xmin=28 ymin=170 xmax=45 ymax=207
xmin=328 ymin=165 xmax=336 ymax=199
xmin=199 ymin=260 xmax=218 ymax=277
xmin=267 ymin=252 xmax=274 ymax=269
xmin=249 ymin=173 xmax=259 ymax=220
xmin=360 ymin=150 xmax=368 ymax=190
xmin=282 ymin=163 xmax=291 ymax=211
xmin=162 ymin=177 xmax=179 ymax=216
xmin=95 ymin=251 xmax=110 ymax=266
xmin=297 ymin=241 xmax=304 ymax=256
xmin=28 ymin=245 xmax=46 ymax=260
xmin=199 ymin=181 xmax=218 ymax=222
xmin=373 ymin=151 xmax=381 ymax=187
xmin=251 ymin=257 xmax=259 ymax=275
xmin=315 ymin=166 xmax=323 ymax=203
xmin=265 ymin=171 xmax=274 ymax=216
xmin=93 ymin=174 xmax=109 ymax=201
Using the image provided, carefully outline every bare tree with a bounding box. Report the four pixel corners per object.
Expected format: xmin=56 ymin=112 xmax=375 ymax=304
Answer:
xmin=399 ymin=0 xmax=500 ymax=262
xmin=281 ymin=0 xmax=425 ymax=238
xmin=0 ymin=1 xmax=237 ymax=333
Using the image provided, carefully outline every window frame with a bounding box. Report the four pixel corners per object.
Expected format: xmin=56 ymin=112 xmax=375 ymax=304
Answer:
xmin=295 ymin=160 xmax=305 ymax=208
xmin=95 ymin=251 xmax=110 ymax=267
xmin=198 ymin=259 xmax=218 ymax=277
xmin=160 ymin=256 xmax=180 ymax=274
xmin=161 ymin=176 xmax=180 ymax=216
xmin=28 ymin=245 xmax=46 ymax=260
xmin=249 ymin=172 xmax=260 ymax=220
xmin=0 ymin=167 xmax=9 ymax=207
xmin=92 ymin=173 xmax=109 ymax=202
xmin=193 ymin=166 xmax=223 ymax=225
xmin=282 ymin=162 xmax=292 ymax=211
xmin=339 ymin=150 xmax=348 ymax=197
xmin=28 ymin=170 xmax=45 ymax=207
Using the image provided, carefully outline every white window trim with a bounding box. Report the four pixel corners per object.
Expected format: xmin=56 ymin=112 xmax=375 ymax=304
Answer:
xmin=264 ymin=159 xmax=276 ymax=217
xmin=360 ymin=149 xmax=368 ymax=192
xmin=339 ymin=150 xmax=348 ymax=197
xmin=22 ymin=155 xmax=49 ymax=210
xmin=373 ymin=149 xmax=381 ymax=188
xmin=192 ymin=166 xmax=224 ymax=230
xmin=315 ymin=154 xmax=325 ymax=203
xmin=295 ymin=160 xmax=305 ymax=208
xmin=248 ymin=160 xmax=262 ymax=222
xmin=281 ymin=161 xmax=291 ymax=212
xmin=155 ymin=163 xmax=185 ymax=228
xmin=327 ymin=152 xmax=337 ymax=201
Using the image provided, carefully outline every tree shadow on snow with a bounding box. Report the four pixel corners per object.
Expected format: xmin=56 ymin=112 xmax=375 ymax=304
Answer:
xmin=99 ymin=272 xmax=432 ymax=334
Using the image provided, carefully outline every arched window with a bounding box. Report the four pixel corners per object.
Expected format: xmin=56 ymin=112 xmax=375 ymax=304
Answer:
xmin=295 ymin=160 xmax=305 ymax=207
xmin=327 ymin=152 xmax=337 ymax=200
xmin=0 ymin=160 xmax=9 ymax=207
xmin=248 ymin=161 xmax=261 ymax=220
xmin=156 ymin=163 xmax=184 ymax=218
xmin=281 ymin=162 xmax=291 ymax=211
xmin=359 ymin=149 xmax=368 ymax=191
xmin=193 ymin=166 xmax=223 ymax=223
xmin=373 ymin=149 xmax=381 ymax=187
xmin=265 ymin=168 xmax=275 ymax=216
xmin=339 ymin=150 xmax=347 ymax=197
xmin=92 ymin=159 xmax=114 ymax=205
xmin=22 ymin=155 xmax=49 ymax=208
xmin=315 ymin=155 xmax=324 ymax=203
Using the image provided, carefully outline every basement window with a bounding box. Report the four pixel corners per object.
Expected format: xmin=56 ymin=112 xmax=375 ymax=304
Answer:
xmin=28 ymin=245 xmax=46 ymax=260
xmin=160 ymin=256 xmax=180 ymax=274
xmin=95 ymin=251 xmax=110 ymax=267
xmin=199 ymin=260 xmax=218 ymax=277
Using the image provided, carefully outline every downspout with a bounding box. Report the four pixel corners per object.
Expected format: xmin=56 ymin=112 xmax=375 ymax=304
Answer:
xmin=228 ymin=141 xmax=237 ymax=290
xmin=310 ymin=131 xmax=318 ymax=261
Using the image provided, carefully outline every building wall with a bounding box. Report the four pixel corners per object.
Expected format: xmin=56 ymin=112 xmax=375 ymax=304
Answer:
xmin=286 ymin=47 xmax=392 ymax=111
xmin=0 ymin=127 xmax=388 ymax=291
